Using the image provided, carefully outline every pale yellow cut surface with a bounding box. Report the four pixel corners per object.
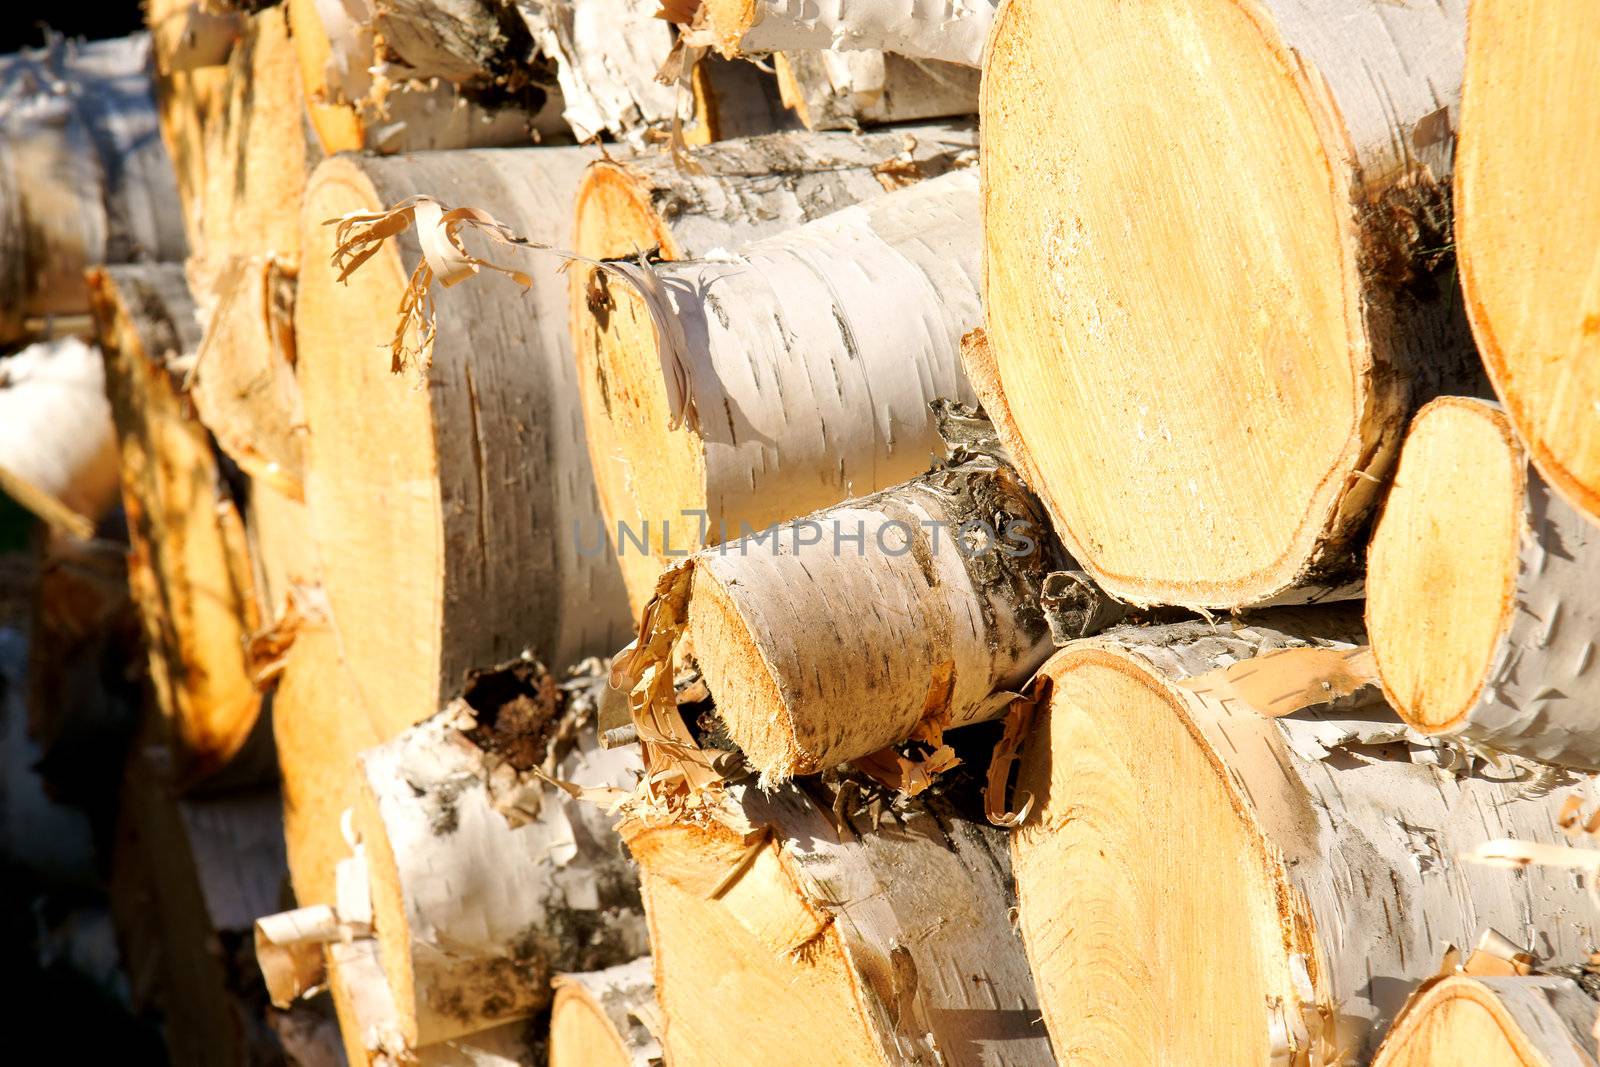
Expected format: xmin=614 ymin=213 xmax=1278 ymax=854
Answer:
xmin=1012 ymin=650 xmax=1297 ymax=1064
xmin=1459 ymin=0 xmax=1600 ymax=522
xmin=1367 ymin=399 xmax=1522 ymax=731
xmin=297 ymin=159 xmax=443 ymax=741
xmin=549 ymin=987 xmax=635 ymax=1067
xmin=982 ymin=0 xmax=1357 ymax=604
xmin=1375 ymin=977 xmax=1566 ymax=1067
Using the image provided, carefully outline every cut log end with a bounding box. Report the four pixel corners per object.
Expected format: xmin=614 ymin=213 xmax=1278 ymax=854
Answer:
xmin=1368 ymin=398 xmax=1522 ymax=734
xmin=1373 ymin=975 xmax=1600 ymax=1067
xmin=549 ymin=959 xmax=659 ymax=1067
xmin=1013 ymin=645 xmax=1292 ymax=1066
xmin=297 ymin=157 xmax=443 ymax=740
xmin=981 ymin=0 xmax=1468 ymax=609
xmin=1458 ymin=0 xmax=1600 ymax=523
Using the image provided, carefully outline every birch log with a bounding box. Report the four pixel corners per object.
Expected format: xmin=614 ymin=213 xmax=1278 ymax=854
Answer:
xmin=297 ymin=147 xmax=631 ymax=741
xmin=693 ymin=0 xmax=996 ymax=66
xmin=980 ymin=0 xmax=1483 ymax=610
xmin=1457 ymin=0 xmax=1600 ymax=524
xmin=1010 ymin=610 xmax=1600 ymax=1065
xmin=274 ymin=622 xmax=380 ymax=908
xmin=354 ymin=662 xmax=648 ymax=1046
xmin=145 ymin=0 xmax=238 ymax=246
xmin=772 ymin=50 xmax=979 ymax=131
xmin=1374 ymin=975 xmax=1600 ymax=1067
xmin=284 ymin=0 xmax=562 ymax=156
xmin=1376 ymin=979 xmax=1600 ymax=1067
xmin=1368 ymin=397 xmax=1600 ymax=768
xmin=189 ymin=256 xmax=305 ymax=499
xmin=0 ymin=33 xmax=187 ymax=342
xmin=325 ymin=939 xmax=544 ymax=1067
xmin=621 ymin=782 xmax=1053 ymax=1066
xmin=576 ymin=162 xmax=981 ymax=609
xmin=0 ymin=338 xmax=120 ymax=539
xmin=111 ymin=745 xmax=289 ymax=1067
xmin=515 ymin=0 xmax=679 ymax=143
xmin=189 ymin=5 xmax=315 ymax=288
xmin=629 ymin=454 xmax=1095 ymax=782
xmin=89 ymin=264 xmax=267 ymax=783
xmin=572 ymin=123 xmax=975 ymax=603
xmin=550 ymin=958 xmax=661 ymax=1067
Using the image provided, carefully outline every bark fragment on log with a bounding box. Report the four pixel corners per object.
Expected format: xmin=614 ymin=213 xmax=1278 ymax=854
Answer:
xmin=189 ymin=255 xmax=305 ymax=499
xmin=0 ymin=338 xmax=120 ymax=538
xmin=1374 ymin=974 xmax=1600 ymax=1067
xmin=110 ymin=744 xmax=289 ymax=1067
xmin=284 ymin=0 xmax=562 ymax=156
xmin=1456 ymin=0 xmax=1600 ymax=525
xmin=0 ymin=33 xmax=187 ymax=342
xmin=550 ymin=958 xmax=662 ymax=1067
xmin=626 ymin=451 xmax=1082 ymax=783
xmin=1369 ymin=397 xmax=1600 ymax=768
xmin=1009 ymin=609 xmax=1599 ymax=1065
xmin=692 ymin=0 xmax=997 ymax=66
xmin=297 ymin=146 xmax=631 ymax=741
xmin=621 ymin=782 xmax=1053 ymax=1066
xmin=89 ymin=264 xmax=267 ymax=783
xmin=772 ymin=50 xmax=979 ymax=131
xmin=354 ymin=661 xmax=647 ymax=1046
xmin=980 ymin=0 xmax=1482 ymax=610
xmin=577 ymin=163 xmax=981 ymax=609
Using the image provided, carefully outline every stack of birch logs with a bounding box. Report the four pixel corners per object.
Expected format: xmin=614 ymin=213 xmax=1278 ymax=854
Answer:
xmin=2 ymin=0 xmax=1598 ymax=1063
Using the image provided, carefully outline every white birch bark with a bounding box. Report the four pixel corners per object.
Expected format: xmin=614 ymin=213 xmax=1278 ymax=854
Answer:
xmin=1015 ymin=613 xmax=1600 ymax=1064
xmin=697 ymin=0 xmax=998 ymax=66
xmin=355 ymin=672 xmax=648 ymax=1046
xmin=1370 ymin=397 xmax=1600 ymax=768
xmin=657 ymin=455 xmax=1078 ymax=782
xmin=0 ymin=338 xmax=120 ymax=538
xmin=515 ymin=0 xmax=682 ymax=143
xmin=1375 ymin=975 xmax=1600 ymax=1067
xmin=551 ymin=957 xmax=662 ymax=1067
xmin=623 ymin=783 xmax=1054 ymax=1066
xmin=774 ymin=49 xmax=979 ymax=130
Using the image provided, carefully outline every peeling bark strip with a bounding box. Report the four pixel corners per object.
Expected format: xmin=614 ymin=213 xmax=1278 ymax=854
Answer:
xmin=355 ymin=661 xmax=649 ymax=1047
xmin=1456 ymin=0 xmax=1600 ymax=525
xmin=0 ymin=338 xmax=119 ymax=538
xmin=0 ymin=33 xmax=187 ymax=343
xmin=621 ymin=783 xmax=1053 ymax=1066
xmin=981 ymin=0 xmax=1484 ymax=611
xmin=571 ymin=123 xmax=976 ymax=606
xmin=1011 ymin=609 xmax=1600 ymax=1066
xmin=89 ymin=264 xmax=269 ymax=785
xmin=1369 ymin=397 xmax=1600 ymax=769
xmin=690 ymin=0 xmax=998 ymax=67
xmin=580 ymin=166 xmax=983 ymax=608
xmin=628 ymin=453 xmax=1099 ymax=784
xmin=550 ymin=958 xmax=662 ymax=1067
xmin=297 ymin=147 xmax=632 ymax=743
xmin=1374 ymin=975 xmax=1600 ymax=1067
